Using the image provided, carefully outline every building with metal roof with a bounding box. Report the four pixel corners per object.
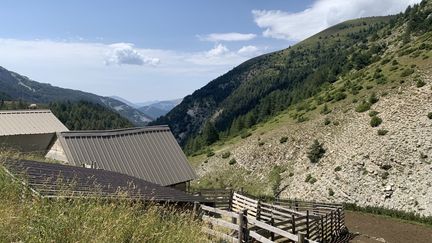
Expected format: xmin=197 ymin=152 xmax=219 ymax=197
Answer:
xmin=46 ymin=126 xmax=197 ymax=190
xmin=2 ymin=159 xmax=205 ymax=204
xmin=0 ymin=110 xmax=69 ymax=152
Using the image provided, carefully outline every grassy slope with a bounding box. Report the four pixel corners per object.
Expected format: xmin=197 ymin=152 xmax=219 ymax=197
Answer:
xmin=189 ymin=13 xmax=432 ymax=196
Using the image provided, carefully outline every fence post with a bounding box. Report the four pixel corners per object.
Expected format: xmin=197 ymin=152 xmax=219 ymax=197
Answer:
xmin=298 ymin=232 xmax=305 ymax=243
xmin=306 ymin=210 xmax=310 ymax=239
xmin=228 ymin=189 xmax=233 ymax=211
xmin=239 ymin=209 xmax=248 ymax=243
xmin=292 ymin=214 xmax=296 ymax=235
xmin=321 ymin=215 xmax=324 ymax=241
xmin=192 ymin=201 xmax=199 ymax=218
xmin=256 ymin=200 xmax=261 ymax=220
xmin=330 ymin=211 xmax=334 ymax=236
xmin=270 ymin=217 xmax=275 ymax=241
xmin=337 ymin=208 xmax=341 ymax=233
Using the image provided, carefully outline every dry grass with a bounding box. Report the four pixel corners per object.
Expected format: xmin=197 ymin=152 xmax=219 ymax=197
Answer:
xmin=0 ymin=154 xmax=208 ymax=243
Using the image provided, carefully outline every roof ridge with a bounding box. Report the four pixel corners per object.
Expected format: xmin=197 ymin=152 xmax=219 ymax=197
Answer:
xmin=0 ymin=109 xmax=52 ymax=114
xmin=59 ymin=125 xmax=170 ymax=137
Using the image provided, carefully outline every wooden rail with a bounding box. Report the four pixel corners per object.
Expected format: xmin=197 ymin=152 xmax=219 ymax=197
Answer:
xmin=197 ymin=190 xmax=346 ymax=242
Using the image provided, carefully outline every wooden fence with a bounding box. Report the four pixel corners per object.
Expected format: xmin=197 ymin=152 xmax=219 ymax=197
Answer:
xmin=196 ymin=190 xmax=346 ymax=243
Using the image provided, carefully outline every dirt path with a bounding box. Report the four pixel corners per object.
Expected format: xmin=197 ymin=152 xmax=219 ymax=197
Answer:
xmin=344 ymin=211 xmax=432 ymax=243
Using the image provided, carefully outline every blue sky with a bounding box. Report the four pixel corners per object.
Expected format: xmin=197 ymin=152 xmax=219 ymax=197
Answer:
xmin=0 ymin=0 xmax=420 ymax=103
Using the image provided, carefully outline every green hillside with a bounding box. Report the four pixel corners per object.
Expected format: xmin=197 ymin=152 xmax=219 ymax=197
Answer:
xmin=153 ymin=0 xmax=432 ymax=156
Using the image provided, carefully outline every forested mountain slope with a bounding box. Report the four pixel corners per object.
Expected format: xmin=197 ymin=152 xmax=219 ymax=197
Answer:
xmin=154 ymin=15 xmax=398 ymax=151
xmin=190 ymin=1 xmax=432 ymax=217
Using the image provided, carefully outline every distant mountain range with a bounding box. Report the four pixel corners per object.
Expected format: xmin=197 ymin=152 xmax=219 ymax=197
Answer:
xmin=0 ymin=66 xmax=152 ymax=125
xmin=110 ymin=96 xmax=182 ymax=120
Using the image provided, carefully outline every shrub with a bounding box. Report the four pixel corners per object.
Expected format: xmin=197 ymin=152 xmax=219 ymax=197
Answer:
xmin=206 ymin=151 xmax=215 ymax=157
xmin=355 ymin=100 xmax=371 ymax=113
xmin=377 ymin=129 xmax=388 ymax=136
xmin=370 ymin=116 xmax=383 ymax=127
xmin=258 ymin=141 xmax=265 ymax=146
xmin=334 ymin=166 xmax=342 ymax=172
xmin=333 ymin=121 xmax=340 ymax=126
xmin=229 ymin=158 xmax=237 ymax=165
xmin=428 ymin=112 xmax=432 ymax=119
xmin=309 ymin=177 xmax=317 ymax=184
xmin=369 ymin=110 xmax=379 ymax=117
xmin=289 ymin=172 xmax=294 ymax=177
xmin=221 ymin=151 xmax=231 ymax=159
xmin=320 ymin=104 xmax=331 ymax=114
xmin=324 ymin=118 xmax=331 ymax=126
xmin=305 ymin=174 xmax=317 ymax=184
xmin=381 ymin=171 xmax=389 ymax=179
xmin=333 ymin=92 xmax=347 ymax=101
xmin=240 ymin=132 xmax=252 ymax=139
xmin=280 ymin=137 xmax=288 ymax=144
xmin=400 ymin=68 xmax=414 ymax=77
xmin=380 ymin=164 xmax=392 ymax=170
xmin=296 ymin=116 xmax=308 ymax=123
xmin=368 ymin=92 xmax=379 ymax=104
xmin=416 ymin=79 xmax=426 ymax=88
xmin=307 ymin=140 xmax=326 ymax=163
xmin=328 ymin=188 xmax=335 ymax=196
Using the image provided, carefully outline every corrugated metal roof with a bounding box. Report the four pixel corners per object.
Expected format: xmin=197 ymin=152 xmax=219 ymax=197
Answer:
xmin=2 ymin=159 xmax=205 ymax=203
xmin=57 ymin=126 xmax=197 ymax=186
xmin=0 ymin=110 xmax=69 ymax=136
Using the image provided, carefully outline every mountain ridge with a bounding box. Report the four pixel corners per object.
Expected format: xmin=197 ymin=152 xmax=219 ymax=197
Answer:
xmin=0 ymin=66 xmax=152 ymax=125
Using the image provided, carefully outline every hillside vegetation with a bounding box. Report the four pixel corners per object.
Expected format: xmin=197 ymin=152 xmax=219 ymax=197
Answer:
xmin=49 ymin=101 xmax=133 ymax=130
xmin=189 ymin=0 xmax=432 ymax=217
xmin=0 ymin=66 xmax=152 ymax=125
xmin=0 ymin=100 xmax=133 ymax=131
xmin=0 ymin=154 xmax=205 ymax=243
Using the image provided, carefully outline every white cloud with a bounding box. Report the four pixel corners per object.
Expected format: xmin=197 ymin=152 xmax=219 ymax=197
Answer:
xmin=0 ymin=38 xmax=269 ymax=101
xmin=105 ymin=43 xmax=160 ymax=66
xmin=198 ymin=32 xmax=257 ymax=42
xmin=238 ymin=45 xmax=259 ymax=56
xmin=253 ymin=0 xmax=422 ymax=41
xmin=206 ymin=44 xmax=230 ymax=57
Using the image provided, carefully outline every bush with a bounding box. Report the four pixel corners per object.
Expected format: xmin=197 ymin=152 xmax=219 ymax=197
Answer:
xmin=377 ymin=129 xmax=388 ymax=136
xmin=416 ymin=79 xmax=426 ymax=88
xmin=229 ymin=158 xmax=237 ymax=165
xmin=369 ymin=110 xmax=379 ymax=117
xmin=320 ymin=104 xmax=331 ymax=114
xmin=355 ymin=101 xmax=371 ymax=112
xmin=221 ymin=151 xmax=231 ymax=159
xmin=400 ymin=68 xmax=414 ymax=77
xmin=381 ymin=171 xmax=389 ymax=179
xmin=324 ymin=118 xmax=331 ymax=126
xmin=206 ymin=151 xmax=215 ymax=157
xmin=328 ymin=188 xmax=335 ymax=196
xmin=334 ymin=166 xmax=342 ymax=172
xmin=280 ymin=137 xmax=288 ymax=144
xmin=333 ymin=92 xmax=347 ymax=101
xmin=370 ymin=116 xmax=383 ymax=127
xmin=258 ymin=141 xmax=265 ymax=146
xmin=428 ymin=112 xmax=432 ymax=119
xmin=307 ymin=140 xmax=326 ymax=163
xmin=333 ymin=121 xmax=340 ymax=126
xmin=305 ymin=174 xmax=317 ymax=184
xmin=368 ymin=92 xmax=379 ymax=104
xmin=240 ymin=132 xmax=252 ymax=139
xmin=380 ymin=164 xmax=392 ymax=170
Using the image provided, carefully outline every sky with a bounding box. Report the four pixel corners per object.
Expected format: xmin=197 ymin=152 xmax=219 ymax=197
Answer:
xmin=0 ymin=0 xmax=421 ymax=103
